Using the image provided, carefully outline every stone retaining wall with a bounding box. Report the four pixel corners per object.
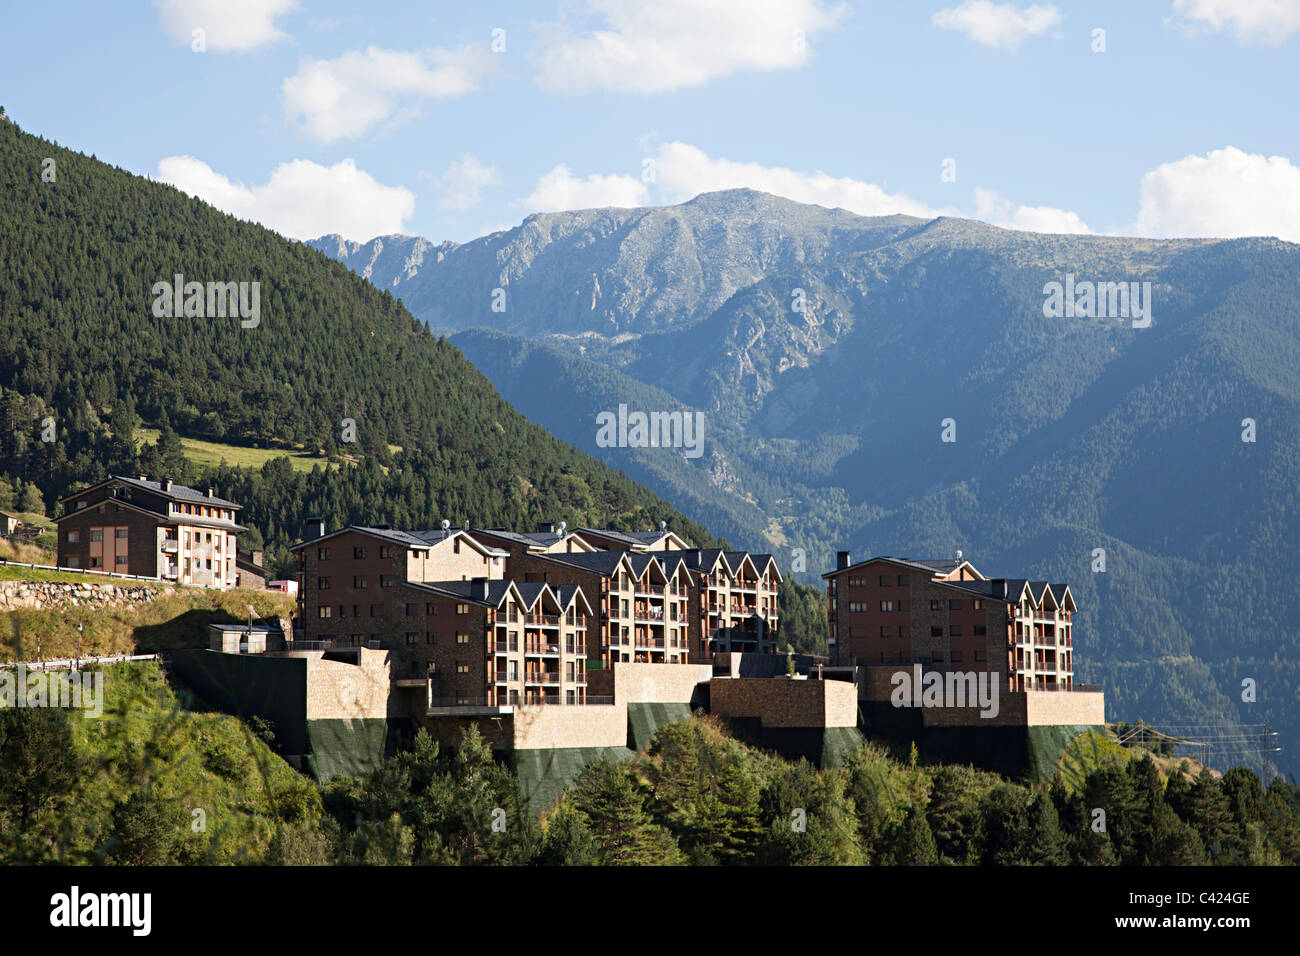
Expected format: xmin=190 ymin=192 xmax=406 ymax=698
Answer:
xmin=0 ymin=580 xmax=159 ymax=611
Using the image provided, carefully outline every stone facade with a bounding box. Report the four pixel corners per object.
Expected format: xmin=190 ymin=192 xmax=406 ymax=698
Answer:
xmin=0 ymin=580 xmax=159 ymax=611
xmin=710 ymin=676 xmax=858 ymax=729
xmin=303 ymin=647 xmax=393 ymax=720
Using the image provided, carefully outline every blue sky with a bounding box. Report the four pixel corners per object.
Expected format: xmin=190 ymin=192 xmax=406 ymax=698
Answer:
xmin=2 ymin=0 xmax=1298 ymax=243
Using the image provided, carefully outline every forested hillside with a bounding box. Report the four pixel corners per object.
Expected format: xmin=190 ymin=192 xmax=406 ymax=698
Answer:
xmin=0 ymin=116 xmax=724 ymax=578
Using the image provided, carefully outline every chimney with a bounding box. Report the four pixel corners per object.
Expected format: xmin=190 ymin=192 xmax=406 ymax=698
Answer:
xmin=471 ymin=577 xmax=489 ymax=601
xmin=538 ymin=521 xmax=555 ymax=534
xmin=992 ymin=578 xmax=1007 ymax=599
xmin=836 ymin=550 xmax=851 ymax=570
xmin=138 ymin=474 xmax=148 ymax=482
xmin=207 ymin=487 xmax=214 ymax=498
xmin=163 ymin=478 xmax=173 ymax=493
xmin=305 ymin=517 xmax=325 ymax=541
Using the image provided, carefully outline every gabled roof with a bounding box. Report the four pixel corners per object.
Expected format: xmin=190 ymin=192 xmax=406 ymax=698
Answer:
xmin=289 ymin=525 xmax=506 ymax=556
xmin=574 ymin=527 xmax=692 ymax=551
xmin=407 ymin=578 xmax=519 ymax=608
xmin=530 ymin=549 xmax=634 ymax=577
xmin=55 ymin=493 xmax=248 ymax=531
xmin=59 ymin=475 xmax=241 ymax=509
xmin=821 ymin=555 xmax=983 ymax=581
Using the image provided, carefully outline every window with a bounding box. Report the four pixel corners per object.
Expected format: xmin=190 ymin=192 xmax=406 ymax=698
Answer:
xmin=898 ymin=600 xmax=909 ymax=612
xmin=318 ymin=606 xmax=332 ymax=619
xmin=90 ymin=557 xmax=101 ymax=568
xmin=425 ymin=632 xmax=435 ymax=644
xmin=76 ymin=500 xmax=86 ymax=510
xmin=353 ymin=575 xmax=367 ymax=588
xmin=974 ymin=625 xmax=987 ymax=637
xmin=973 ymin=599 xmax=983 ymax=610
xmin=353 ymin=546 xmax=366 ymax=559
xmin=380 ymin=575 xmax=395 ymax=588
xmin=456 ymin=662 xmax=470 ymax=674
xmin=974 ymin=650 xmax=987 ymax=662
xmin=339 ymin=606 xmax=346 ymax=618
xmin=930 ymin=625 xmax=943 ymax=637
xmin=352 ymin=635 xmax=365 ymax=646
xmin=317 ymin=547 xmax=330 ymax=560
xmin=897 ymin=574 xmax=909 ymax=586
xmin=379 ymin=546 xmax=392 ymax=559
xmin=115 ymin=555 xmax=127 ymax=566
xmin=930 ymin=599 xmax=942 ymax=611
xmin=949 ymin=599 xmax=962 ymax=611
xmin=370 ymin=604 xmax=384 ymax=618
xmin=456 ymin=632 xmax=470 ymax=644
xmin=899 ymin=626 xmax=910 ymax=639
xmin=353 ymin=605 xmax=360 ymax=617
xmin=67 ymin=557 xmax=79 ymax=568
xmin=318 ymin=577 xmax=331 ymax=589
xmin=406 ymin=603 xmax=420 ymax=617
xmin=951 ymin=651 xmax=963 ymax=663
xmin=405 ymin=632 xmax=418 ymax=645
xmin=90 ymin=529 xmax=103 ymax=542
xmin=950 ymin=625 xmax=962 ymax=637
xmin=878 ymin=575 xmax=890 ymax=587
xmin=879 ymin=626 xmax=893 ymax=638
xmin=879 ymin=600 xmax=894 ymax=612
xmin=67 ymin=530 xmax=80 ymax=543
xmin=932 ymin=651 xmax=944 ymax=663
xmin=426 ymin=603 xmax=438 ymax=615
xmin=456 ymin=604 xmax=469 ymax=615
xmin=115 ymin=528 xmax=128 ymax=539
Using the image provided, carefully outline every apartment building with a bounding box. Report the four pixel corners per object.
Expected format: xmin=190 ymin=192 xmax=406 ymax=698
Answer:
xmin=391 ymin=579 xmax=592 ymax=708
xmin=822 ymin=552 xmax=1079 ymax=691
xmin=55 ymin=475 xmax=243 ymax=588
xmin=678 ymin=549 xmax=782 ymax=660
xmin=291 ymin=521 xmax=509 ymax=642
xmin=508 ymin=549 xmax=692 ymax=667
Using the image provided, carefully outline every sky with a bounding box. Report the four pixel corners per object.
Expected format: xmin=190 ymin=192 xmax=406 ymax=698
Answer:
xmin=2 ymin=0 xmax=1298 ymax=244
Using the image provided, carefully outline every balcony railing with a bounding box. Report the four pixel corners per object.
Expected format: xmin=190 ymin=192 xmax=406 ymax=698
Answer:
xmin=427 ymin=695 xmax=614 ymax=708
xmin=524 ymin=643 xmax=561 ymax=656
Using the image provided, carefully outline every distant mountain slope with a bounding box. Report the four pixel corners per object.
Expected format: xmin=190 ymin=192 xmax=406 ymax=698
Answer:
xmin=321 ymin=192 xmax=1300 ymax=778
xmin=0 ymin=116 xmax=725 ymax=575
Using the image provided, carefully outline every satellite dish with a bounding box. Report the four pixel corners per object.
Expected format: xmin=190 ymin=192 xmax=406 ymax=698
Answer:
xmin=558 ymin=521 xmax=566 ymax=533
xmin=659 ymin=521 xmax=667 ymax=532
xmin=441 ymin=519 xmax=450 ymax=530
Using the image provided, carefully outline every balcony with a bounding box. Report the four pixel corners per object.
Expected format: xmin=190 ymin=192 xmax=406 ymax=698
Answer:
xmin=524 ymin=643 xmax=560 ymax=656
xmin=161 ymin=538 xmax=179 ymax=554
xmin=636 ymin=585 xmax=665 ymax=596
xmin=525 ymin=614 xmax=561 ymax=628
xmin=524 ymin=672 xmax=560 ymax=685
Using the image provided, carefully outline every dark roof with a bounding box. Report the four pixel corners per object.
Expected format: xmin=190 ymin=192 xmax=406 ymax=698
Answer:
xmin=472 ymin=527 xmax=566 ymax=549
xmin=411 ymin=578 xmax=516 ymax=608
xmin=677 ymin=548 xmax=725 ymax=572
xmin=577 ymin=527 xmax=676 ymax=547
xmin=535 ymin=550 xmax=629 ymax=576
xmin=821 ymin=555 xmax=972 ymax=579
xmin=62 ymin=475 xmax=241 ymax=509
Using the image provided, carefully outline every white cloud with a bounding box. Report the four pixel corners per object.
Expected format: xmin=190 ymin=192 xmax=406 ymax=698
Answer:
xmin=153 ymin=0 xmax=297 ymax=52
xmin=155 ymin=155 xmax=415 ymax=241
xmin=532 ymin=0 xmax=846 ymax=94
xmin=1168 ymin=0 xmax=1300 ymax=45
xmin=431 ymin=155 xmax=503 ymax=212
xmin=650 ymin=142 xmax=944 ymax=218
xmin=931 ymin=1 xmax=1061 ymax=51
xmin=282 ymin=45 xmax=495 ymax=143
xmin=522 ymin=165 xmax=651 ymax=211
xmin=974 ymin=187 xmax=1091 ymax=233
xmin=1132 ymin=146 xmax=1300 ymax=242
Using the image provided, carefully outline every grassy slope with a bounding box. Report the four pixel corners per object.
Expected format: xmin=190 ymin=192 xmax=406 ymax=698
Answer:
xmin=2 ymin=586 xmax=293 ymax=662
xmin=63 ymin=661 xmax=321 ymax=864
xmin=134 ymin=428 xmax=333 ymax=473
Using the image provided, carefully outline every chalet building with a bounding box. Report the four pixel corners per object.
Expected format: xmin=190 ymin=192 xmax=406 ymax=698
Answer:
xmin=55 ymin=475 xmax=243 ymax=588
xmin=235 ymin=546 xmax=267 ymax=590
xmin=677 ymin=549 xmax=782 ymax=659
xmin=823 ymin=552 xmax=1079 ymax=691
xmin=0 ymin=511 xmax=21 ymax=536
xmin=508 ymin=549 xmax=691 ymax=667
